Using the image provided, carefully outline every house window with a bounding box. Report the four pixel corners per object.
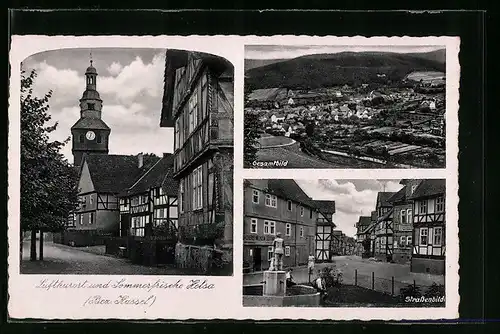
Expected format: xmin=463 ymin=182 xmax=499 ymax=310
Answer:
xmin=179 ymin=181 xmax=184 ymax=213
xmin=192 ymin=166 xmax=203 ymax=210
xmin=79 ymin=214 xmax=83 ymax=225
xmin=287 ymin=200 xmax=292 ymax=211
xmin=400 ymin=209 xmax=407 ymax=224
xmin=420 ymin=228 xmax=429 ymax=245
xmin=300 ymin=226 xmax=304 ymax=238
xmin=89 ymin=212 xmax=94 ymax=224
xmin=310 ymin=209 xmax=313 ymax=219
xmin=300 ymin=207 xmax=304 ymax=217
xmin=96 ymin=133 xmax=102 ymax=144
xmin=268 ymin=246 xmax=274 ymax=261
xmin=250 ymin=218 xmax=257 ymax=234
xmin=90 ymin=196 xmax=94 ymax=205
xmin=419 ymin=200 xmax=427 ymax=214
xmin=79 ymin=134 xmax=85 ymax=143
xmin=400 ymin=236 xmax=406 ymax=246
xmin=285 ymin=223 xmax=291 ymax=236
xmin=264 ymin=221 xmax=270 ymax=234
xmin=411 ymin=185 xmax=417 ymax=194
xmin=436 ymin=196 xmax=445 ymax=212
xmin=407 ymin=209 xmax=412 ymax=224
xmin=285 ymin=246 xmax=291 ymax=257
xmin=434 ymin=227 xmax=442 ymax=245
xmin=252 ymin=190 xmax=259 ymax=204
xmin=406 ymin=236 xmax=413 ymax=246
xmin=131 ymin=216 xmax=147 ymax=237
xmin=270 ymin=221 xmax=276 ymax=235
xmin=265 ymin=194 xmax=277 ymax=208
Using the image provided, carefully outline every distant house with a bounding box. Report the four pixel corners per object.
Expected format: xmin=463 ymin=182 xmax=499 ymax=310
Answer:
xmin=271 ymin=113 xmax=286 ymax=123
xmin=335 ymin=91 xmax=342 ymax=98
xmin=355 ymin=216 xmax=372 ymax=256
xmin=287 ymin=97 xmax=295 ymax=105
xmin=373 ymin=191 xmax=396 ymax=262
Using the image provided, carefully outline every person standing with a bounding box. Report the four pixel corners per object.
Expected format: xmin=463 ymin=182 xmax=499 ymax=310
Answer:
xmin=273 ymin=232 xmax=285 ymax=271
xmin=308 ymin=253 xmax=315 ymax=282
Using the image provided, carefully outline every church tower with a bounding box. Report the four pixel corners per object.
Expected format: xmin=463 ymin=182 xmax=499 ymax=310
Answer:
xmin=71 ymin=56 xmax=111 ymax=166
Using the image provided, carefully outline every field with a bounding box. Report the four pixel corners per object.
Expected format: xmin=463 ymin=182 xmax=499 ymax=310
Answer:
xmin=406 ymin=71 xmax=445 ymax=82
xmin=257 ymin=134 xmax=294 ymax=147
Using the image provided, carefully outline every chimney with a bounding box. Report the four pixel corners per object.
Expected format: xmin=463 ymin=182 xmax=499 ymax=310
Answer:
xmin=138 ymin=152 xmax=144 ymax=169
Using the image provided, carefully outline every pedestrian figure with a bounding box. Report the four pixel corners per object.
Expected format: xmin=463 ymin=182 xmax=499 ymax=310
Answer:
xmin=307 ymin=253 xmax=315 ymax=282
xmin=272 ymin=232 xmax=285 ymax=271
xmin=286 ymin=268 xmax=296 ymax=288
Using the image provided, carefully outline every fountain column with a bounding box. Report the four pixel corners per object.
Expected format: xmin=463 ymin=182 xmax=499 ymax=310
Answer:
xmin=263 ymin=270 xmax=286 ymax=296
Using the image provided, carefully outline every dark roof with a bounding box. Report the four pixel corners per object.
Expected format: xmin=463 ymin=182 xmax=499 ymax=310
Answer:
xmin=409 ymin=179 xmax=445 ymax=199
xmin=267 ymin=179 xmax=315 ymax=208
xmin=357 ymin=216 xmax=371 ymax=227
xmin=81 ymin=89 xmax=101 ymax=100
xmin=377 ymin=191 xmax=396 ymax=207
xmin=71 ymin=117 xmax=110 ymax=130
xmin=313 ymin=200 xmax=336 ymax=214
xmin=86 ymin=65 xmax=97 ymax=74
xmin=388 ymin=186 xmax=407 ymax=203
xmin=83 ymin=154 xmax=159 ymax=193
xmin=122 ymin=154 xmax=178 ymax=196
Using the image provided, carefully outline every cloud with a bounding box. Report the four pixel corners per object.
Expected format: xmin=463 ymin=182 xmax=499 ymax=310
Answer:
xmin=296 ymin=179 xmax=404 ymax=237
xmin=29 ymin=62 xmax=84 ymax=108
xmin=98 ymin=53 xmax=165 ymax=106
xmin=107 ymin=61 xmax=123 ymax=76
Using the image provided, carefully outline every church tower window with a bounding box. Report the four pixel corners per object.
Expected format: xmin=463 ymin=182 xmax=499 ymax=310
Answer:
xmin=79 ymin=134 xmax=85 ymax=143
xmin=96 ymin=133 xmax=102 ymax=144
xmin=88 ymin=103 xmax=95 ymax=110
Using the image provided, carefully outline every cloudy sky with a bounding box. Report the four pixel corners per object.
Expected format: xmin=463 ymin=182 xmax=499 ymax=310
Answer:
xmin=296 ymin=179 xmax=404 ymax=238
xmin=245 ymin=45 xmax=445 ymax=60
xmin=21 ymin=48 xmax=173 ymax=163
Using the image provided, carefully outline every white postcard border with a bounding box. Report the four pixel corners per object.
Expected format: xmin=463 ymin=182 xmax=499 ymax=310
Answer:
xmin=8 ymin=35 xmax=460 ymax=320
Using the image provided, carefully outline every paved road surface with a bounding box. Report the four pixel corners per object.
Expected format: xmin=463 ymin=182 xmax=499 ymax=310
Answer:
xmin=21 ymin=241 xmax=186 ymax=275
xmin=243 ymin=255 xmax=445 ymax=289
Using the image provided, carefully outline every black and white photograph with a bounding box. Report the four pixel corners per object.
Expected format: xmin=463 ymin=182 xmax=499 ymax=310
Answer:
xmin=244 ymin=45 xmax=446 ymax=169
xmin=19 ymin=47 xmax=234 ymax=276
xmin=242 ymin=178 xmax=446 ymax=307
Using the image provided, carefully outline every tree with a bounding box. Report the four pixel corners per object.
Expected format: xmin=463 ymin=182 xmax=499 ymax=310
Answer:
xmin=21 ymin=69 xmax=79 ymax=261
xmin=243 ymin=113 xmax=262 ymax=167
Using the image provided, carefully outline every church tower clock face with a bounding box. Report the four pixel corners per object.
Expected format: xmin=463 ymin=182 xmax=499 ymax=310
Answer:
xmin=86 ymin=130 xmax=96 ymax=141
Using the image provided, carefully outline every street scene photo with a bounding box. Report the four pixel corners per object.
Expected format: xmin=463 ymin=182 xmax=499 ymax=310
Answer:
xmin=244 ymin=45 xmax=446 ymax=169
xmin=242 ymin=178 xmax=446 ymax=307
xmin=19 ymin=48 xmax=234 ymax=276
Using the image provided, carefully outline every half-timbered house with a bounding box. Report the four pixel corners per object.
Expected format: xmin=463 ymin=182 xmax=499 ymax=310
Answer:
xmin=243 ymin=179 xmax=335 ymax=271
xmin=389 ymin=179 xmax=422 ymax=265
xmin=355 ymin=216 xmax=372 ymax=256
xmin=64 ymin=154 xmax=158 ymax=246
xmin=118 ymin=154 xmax=179 ymax=238
xmin=160 ymin=50 xmax=234 ymax=261
xmin=409 ymin=179 xmax=446 ymax=275
xmin=373 ymin=191 xmax=396 ymax=262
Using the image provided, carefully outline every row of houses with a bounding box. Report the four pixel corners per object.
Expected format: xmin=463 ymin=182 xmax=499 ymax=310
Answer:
xmin=355 ymin=179 xmax=446 ymax=275
xmin=58 ymin=49 xmax=234 ymax=273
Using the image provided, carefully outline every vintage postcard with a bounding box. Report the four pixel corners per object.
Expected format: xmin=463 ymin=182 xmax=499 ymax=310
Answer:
xmin=8 ymin=35 xmax=459 ymax=321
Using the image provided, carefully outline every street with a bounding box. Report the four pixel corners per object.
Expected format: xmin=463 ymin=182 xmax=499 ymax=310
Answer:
xmin=21 ymin=241 xmax=187 ymax=275
xmin=243 ymin=255 xmax=445 ymax=289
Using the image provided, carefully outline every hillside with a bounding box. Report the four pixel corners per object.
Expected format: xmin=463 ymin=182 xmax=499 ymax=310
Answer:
xmin=245 ymin=51 xmax=446 ymax=90
xmin=406 ymin=49 xmax=446 ymax=64
xmin=245 ymin=58 xmax=288 ymax=70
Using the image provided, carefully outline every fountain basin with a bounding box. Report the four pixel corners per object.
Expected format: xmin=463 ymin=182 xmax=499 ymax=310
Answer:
xmin=243 ymin=284 xmax=321 ymax=307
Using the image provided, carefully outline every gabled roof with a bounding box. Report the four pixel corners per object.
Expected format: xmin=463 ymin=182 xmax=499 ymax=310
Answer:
xmin=267 ymin=179 xmax=315 ymax=209
xmin=376 ymin=191 xmax=396 ymax=207
xmin=121 ymin=154 xmax=178 ymax=197
xmin=71 ymin=117 xmax=110 ymax=130
xmin=82 ymin=154 xmax=159 ymax=193
xmin=357 ymin=216 xmax=371 ymax=227
xmin=388 ymin=186 xmax=407 ymax=204
xmin=313 ymin=200 xmax=336 ymax=214
xmin=409 ymin=179 xmax=445 ymax=199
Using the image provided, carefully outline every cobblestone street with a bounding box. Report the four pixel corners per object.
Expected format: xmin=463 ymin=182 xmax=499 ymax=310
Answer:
xmin=21 ymin=241 xmax=187 ymax=275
